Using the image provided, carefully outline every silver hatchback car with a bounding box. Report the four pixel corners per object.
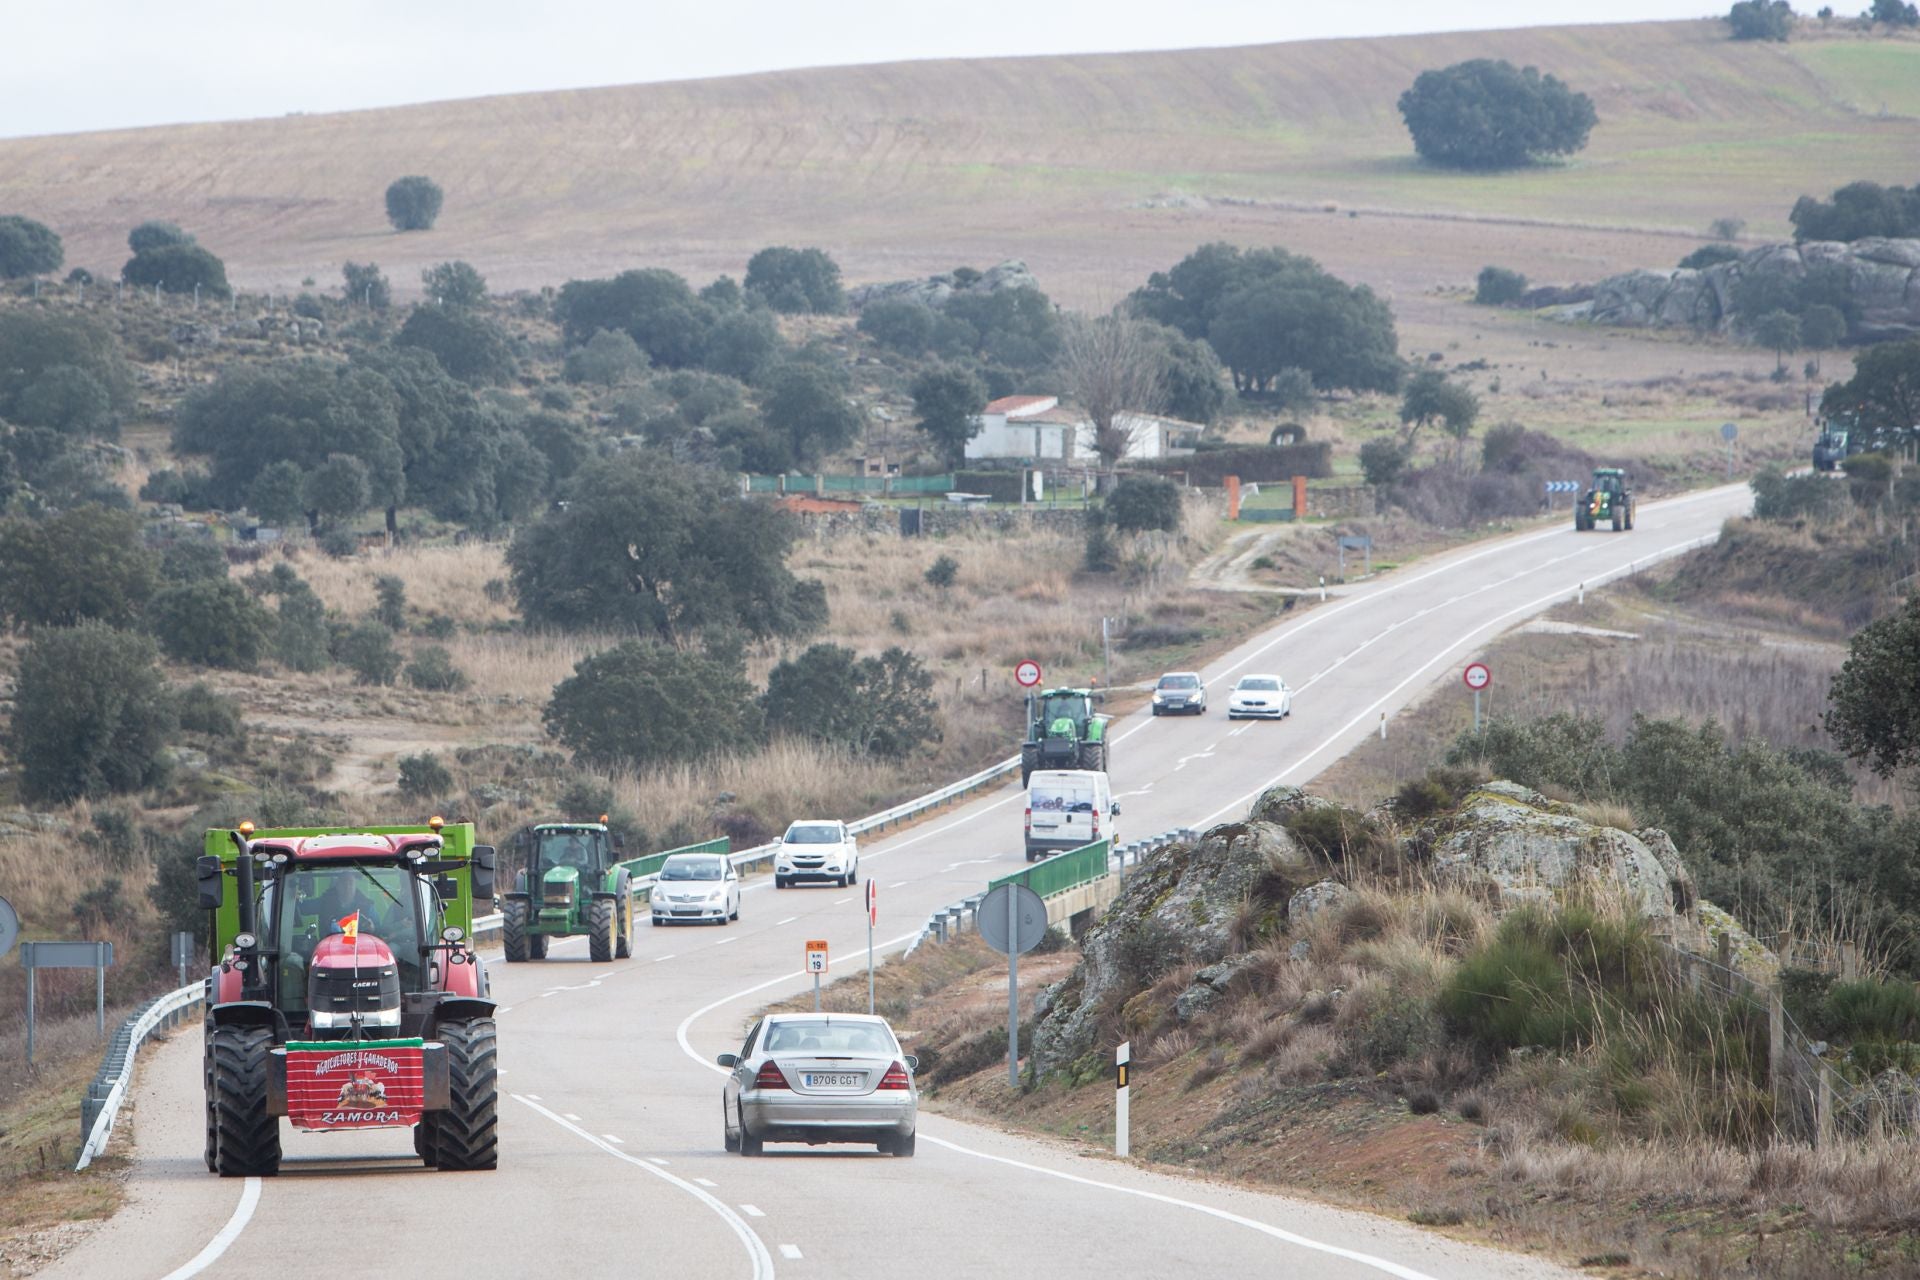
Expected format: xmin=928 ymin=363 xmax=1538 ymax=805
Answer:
xmin=718 ymin=1013 xmax=918 ymax=1156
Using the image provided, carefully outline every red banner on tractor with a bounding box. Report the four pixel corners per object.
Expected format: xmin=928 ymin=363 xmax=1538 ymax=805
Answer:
xmin=285 ymin=1039 xmax=425 ymax=1131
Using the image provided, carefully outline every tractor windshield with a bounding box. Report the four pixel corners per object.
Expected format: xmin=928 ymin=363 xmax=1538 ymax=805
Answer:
xmin=1042 ymin=696 xmax=1085 ymax=725
xmin=534 ymin=830 xmax=601 ymax=874
xmin=265 ymin=865 xmax=427 ymax=1015
xmin=1596 ymin=473 xmax=1624 ymax=494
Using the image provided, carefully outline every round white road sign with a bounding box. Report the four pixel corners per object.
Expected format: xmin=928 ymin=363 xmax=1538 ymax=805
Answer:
xmin=1014 ymin=660 xmax=1042 ymax=688
xmin=1463 ymin=662 xmax=1491 ymax=691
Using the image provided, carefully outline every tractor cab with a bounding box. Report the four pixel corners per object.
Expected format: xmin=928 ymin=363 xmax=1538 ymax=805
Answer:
xmin=1021 ymin=687 xmax=1111 ymax=785
xmin=1812 ymin=418 xmax=1856 ymax=472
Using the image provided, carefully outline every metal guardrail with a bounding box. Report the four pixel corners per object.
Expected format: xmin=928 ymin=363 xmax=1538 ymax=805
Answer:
xmin=471 ymin=754 xmax=1025 ymax=943
xmin=989 ymin=840 xmax=1112 ymax=898
xmin=76 ymin=979 xmax=206 ymax=1170
xmin=907 ymin=826 xmax=1198 ymax=955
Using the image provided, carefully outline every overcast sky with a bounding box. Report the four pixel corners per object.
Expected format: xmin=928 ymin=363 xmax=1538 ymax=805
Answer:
xmin=5 ymin=1 xmax=1726 ymax=139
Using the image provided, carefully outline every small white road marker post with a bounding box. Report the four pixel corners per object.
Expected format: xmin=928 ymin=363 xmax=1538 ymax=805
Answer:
xmin=1116 ymin=1041 xmax=1131 ymax=1159
xmin=1379 ymin=711 xmax=1386 ymax=741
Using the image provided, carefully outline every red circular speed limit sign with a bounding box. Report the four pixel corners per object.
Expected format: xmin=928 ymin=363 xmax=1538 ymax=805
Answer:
xmin=1463 ymin=662 xmax=1491 ymax=691
xmin=1015 ymin=660 xmax=1042 ymax=688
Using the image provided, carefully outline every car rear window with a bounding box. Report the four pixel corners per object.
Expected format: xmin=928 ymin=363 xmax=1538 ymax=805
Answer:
xmin=1031 ymin=788 xmax=1095 ymax=812
xmin=784 ymin=824 xmax=841 ymax=844
xmin=1158 ymin=674 xmax=1199 ymax=690
xmin=763 ymin=1021 xmax=898 ymax=1055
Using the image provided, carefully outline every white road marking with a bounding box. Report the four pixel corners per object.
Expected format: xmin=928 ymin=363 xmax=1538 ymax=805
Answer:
xmin=888 ymin=880 xmax=908 ymax=889
xmin=498 ymin=1006 xmax=514 ymax=1014
xmin=833 ymin=897 xmax=852 ymax=905
xmin=695 ymin=1177 xmax=719 ymax=1188
xmin=780 ymin=1244 xmax=803 ymax=1260
xmin=564 ymin=1112 xmax=582 ymax=1121
xmin=740 ymin=1204 xmax=766 ymax=1217
xmin=158 ymin=1176 xmax=259 ymax=1280
xmin=654 ymin=954 xmax=677 ymax=963
xmin=649 ymin=1157 xmax=671 ymax=1165
xmin=525 ymin=1094 xmax=542 ymax=1101
xmin=921 ymin=1133 xmax=1438 ymax=1280
xmin=603 ymin=1134 xmax=624 ymax=1143
xmin=513 ymin=1095 xmax=775 ymax=1279
xmin=776 ymin=916 xmax=797 ymax=926
xmin=715 ymin=937 xmax=738 ymax=946
xmin=941 ymin=858 xmax=999 ymax=871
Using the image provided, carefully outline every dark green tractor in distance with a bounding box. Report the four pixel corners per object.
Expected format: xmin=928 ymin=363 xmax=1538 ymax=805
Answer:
xmin=503 ymin=822 xmax=634 ymax=963
xmin=1575 ymin=467 xmax=1634 ymax=532
xmin=1020 ymin=687 xmax=1111 ymax=786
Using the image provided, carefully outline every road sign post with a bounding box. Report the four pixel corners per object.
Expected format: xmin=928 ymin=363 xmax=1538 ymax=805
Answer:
xmin=805 ymin=939 xmax=829 ymax=1012
xmin=1116 ymin=1041 xmax=1131 ymax=1158
xmin=1464 ymin=662 xmax=1492 ymax=733
xmin=1721 ymin=422 xmax=1738 ymax=480
xmin=979 ymin=882 xmax=1048 ymax=1088
xmin=866 ymin=880 xmax=878 ymax=1015
xmin=21 ymin=941 xmax=114 ymax=1064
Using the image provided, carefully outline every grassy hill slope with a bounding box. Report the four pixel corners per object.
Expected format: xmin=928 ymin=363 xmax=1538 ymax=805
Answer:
xmin=1 ymin=21 xmax=1915 ymax=306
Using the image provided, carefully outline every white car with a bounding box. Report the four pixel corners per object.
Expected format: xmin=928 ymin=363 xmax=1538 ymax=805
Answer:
xmin=1226 ymin=674 xmax=1292 ymax=720
xmin=775 ymin=820 xmax=859 ymax=888
xmin=650 ymin=852 xmax=740 ymax=925
xmin=1150 ymin=671 xmax=1206 ymax=716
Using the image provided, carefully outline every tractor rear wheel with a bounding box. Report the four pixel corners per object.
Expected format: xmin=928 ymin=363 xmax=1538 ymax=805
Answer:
xmin=1020 ymin=744 xmax=1040 ymax=788
xmin=1611 ymin=509 xmax=1623 ymax=532
xmin=434 ymin=1018 xmax=499 ymax=1171
xmin=503 ymin=899 xmax=532 ymax=963
xmin=1625 ymin=503 xmax=1635 ymax=531
xmin=210 ymin=1025 xmax=280 ymax=1177
xmin=614 ymin=889 xmax=633 ymax=959
xmin=589 ymin=899 xmax=616 ymax=962
xmin=1078 ymin=740 xmax=1108 ymax=772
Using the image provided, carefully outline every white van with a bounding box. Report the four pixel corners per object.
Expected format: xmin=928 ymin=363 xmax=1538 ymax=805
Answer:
xmin=1024 ymin=769 xmax=1118 ymax=862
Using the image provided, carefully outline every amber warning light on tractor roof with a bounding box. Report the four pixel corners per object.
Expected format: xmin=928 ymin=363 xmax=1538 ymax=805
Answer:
xmin=429 ymin=815 xmax=445 ymax=831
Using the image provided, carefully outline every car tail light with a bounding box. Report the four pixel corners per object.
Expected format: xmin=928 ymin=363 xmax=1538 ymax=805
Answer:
xmin=1024 ymin=807 xmax=1031 ymax=836
xmin=877 ymin=1062 xmax=911 ymax=1090
xmin=752 ymin=1061 xmax=791 ymax=1090
xmin=1091 ymin=809 xmax=1100 ymax=839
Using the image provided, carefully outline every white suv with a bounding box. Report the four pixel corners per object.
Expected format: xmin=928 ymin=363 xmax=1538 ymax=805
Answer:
xmin=775 ymin=820 xmax=859 ymax=888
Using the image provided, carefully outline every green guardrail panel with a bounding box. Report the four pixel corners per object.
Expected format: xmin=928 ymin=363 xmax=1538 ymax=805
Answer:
xmin=616 ymin=836 xmax=731 ymax=881
xmin=988 ymin=839 xmax=1110 ymax=899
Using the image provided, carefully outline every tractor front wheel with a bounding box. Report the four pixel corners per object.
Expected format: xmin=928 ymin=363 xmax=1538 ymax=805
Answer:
xmin=210 ymin=1025 xmax=280 ymax=1177
xmin=1078 ymin=740 xmax=1108 ymax=772
xmin=434 ymin=1018 xmax=499 ymax=1171
xmin=414 ymin=1116 xmax=439 ymax=1168
xmin=589 ymin=898 xmax=616 ymax=962
xmin=503 ymin=899 xmax=532 ymax=963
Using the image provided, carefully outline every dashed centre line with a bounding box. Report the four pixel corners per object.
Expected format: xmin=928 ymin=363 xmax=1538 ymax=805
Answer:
xmin=776 ymin=916 xmax=797 ymax=925
xmin=780 ymin=1245 xmax=803 ymax=1260
xmin=740 ymin=1204 xmax=766 ymax=1218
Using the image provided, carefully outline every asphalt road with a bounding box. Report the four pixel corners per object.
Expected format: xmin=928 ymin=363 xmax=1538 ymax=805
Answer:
xmin=48 ymin=484 xmax=1751 ymax=1280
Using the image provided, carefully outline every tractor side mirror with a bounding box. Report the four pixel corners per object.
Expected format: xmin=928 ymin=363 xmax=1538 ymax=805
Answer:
xmin=471 ymin=845 xmax=496 ymax=902
xmin=195 ymin=855 xmax=224 ymax=910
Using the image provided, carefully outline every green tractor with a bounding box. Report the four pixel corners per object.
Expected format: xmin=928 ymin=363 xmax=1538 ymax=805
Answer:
xmin=1020 ymin=687 xmax=1111 ymax=786
xmin=1575 ymin=467 xmax=1634 ymax=532
xmin=502 ymin=822 xmax=635 ymax=963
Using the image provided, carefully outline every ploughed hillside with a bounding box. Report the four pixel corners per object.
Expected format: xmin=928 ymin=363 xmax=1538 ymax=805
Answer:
xmin=1 ymin=21 xmax=1915 ymax=307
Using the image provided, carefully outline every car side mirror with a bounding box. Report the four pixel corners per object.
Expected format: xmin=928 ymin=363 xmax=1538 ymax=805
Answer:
xmin=1111 ymin=803 xmax=1121 ymax=817
xmin=471 ymin=845 xmax=496 ymax=902
xmin=195 ymin=855 xmax=224 ymax=910
xmin=716 ymin=1053 xmax=738 ymax=1068
xmin=903 ymin=1055 xmax=918 ymax=1072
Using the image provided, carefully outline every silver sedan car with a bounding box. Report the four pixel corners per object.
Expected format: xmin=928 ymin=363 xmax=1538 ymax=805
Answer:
xmin=718 ymin=1013 xmax=918 ymax=1156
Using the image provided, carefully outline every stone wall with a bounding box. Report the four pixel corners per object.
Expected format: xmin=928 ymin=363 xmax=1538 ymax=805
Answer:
xmin=790 ymin=503 xmax=1091 ymax=540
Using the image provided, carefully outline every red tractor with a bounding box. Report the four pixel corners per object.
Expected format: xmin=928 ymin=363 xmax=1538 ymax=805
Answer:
xmin=196 ymin=819 xmax=500 ymax=1175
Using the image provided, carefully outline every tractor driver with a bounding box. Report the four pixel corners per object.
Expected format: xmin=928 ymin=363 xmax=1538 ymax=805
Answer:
xmin=543 ymin=831 xmax=595 ymax=870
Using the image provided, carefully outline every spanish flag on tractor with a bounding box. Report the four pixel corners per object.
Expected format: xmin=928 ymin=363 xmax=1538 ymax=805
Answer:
xmin=337 ymin=911 xmax=360 ymax=943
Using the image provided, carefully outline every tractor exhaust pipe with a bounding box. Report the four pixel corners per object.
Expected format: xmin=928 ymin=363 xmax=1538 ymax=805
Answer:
xmin=230 ymin=828 xmax=258 ymax=938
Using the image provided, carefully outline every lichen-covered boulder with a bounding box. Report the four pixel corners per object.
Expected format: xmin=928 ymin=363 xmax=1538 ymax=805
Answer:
xmin=1427 ymin=787 xmax=1680 ymax=917
xmin=1287 ymin=879 xmax=1351 ymax=921
xmin=1635 ymin=828 xmax=1696 ymax=914
xmin=1029 ymin=818 xmax=1312 ymax=1076
xmin=1173 ymin=954 xmax=1261 ymax=1023
xmin=1249 ymin=784 xmax=1334 ymax=825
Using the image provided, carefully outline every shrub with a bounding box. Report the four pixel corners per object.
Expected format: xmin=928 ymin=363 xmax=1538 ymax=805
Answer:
xmin=395 ymin=305 xmax=515 ymax=384
xmin=173 ymin=680 xmax=244 ymax=739
xmin=159 ymin=540 xmax=228 ymax=584
xmin=374 ymin=575 xmax=407 ymax=630
xmin=0 ymin=505 xmax=159 ymax=630
xmin=334 ymin=621 xmax=402 ymax=685
xmin=761 ymin=644 xmax=940 ymax=756
xmin=8 ymin=623 xmax=172 ymax=802
xmin=1727 ymin=0 xmax=1793 ymax=40
xmin=924 ymin=555 xmax=959 ymax=589
xmin=397 ymin=752 xmax=454 ymax=800
xmin=1474 ymin=266 xmax=1528 ymax=305
xmin=1082 ymin=506 xmax=1119 ymax=573
xmin=545 ymin=641 xmax=760 ymax=769
xmin=1359 ymin=437 xmax=1410 ymax=488
xmin=122 ymin=242 xmax=230 ymax=297
xmin=0 ymin=214 xmax=63 ymax=278
xmin=385 ymin=176 xmax=444 ymax=232
xmin=421 ymin=260 xmax=486 ymax=308
xmin=564 ymin=328 xmax=650 ymax=387
xmin=1398 ymin=60 xmax=1597 ymax=169
xmin=150 ymin=578 xmax=273 ymax=670
xmin=403 ymin=645 xmax=470 ymax=692
xmin=1679 ymin=243 xmax=1743 ymax=271
xmin=857 ymin=298 xmax=936 ymax=354
xmin=342 ymin=261 xmax=391 ymax=310
xmin=743 ymin=246 xmax=844 ymax=314
xmin=1107 ymin=476 xmax=1183 ymax=534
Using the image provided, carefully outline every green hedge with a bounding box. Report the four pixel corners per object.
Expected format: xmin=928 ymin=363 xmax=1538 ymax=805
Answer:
xmin=953 ymin=471 xmax=1027 ymax=503
xmin=1144 ymin=443 xmax=1331 ymax=485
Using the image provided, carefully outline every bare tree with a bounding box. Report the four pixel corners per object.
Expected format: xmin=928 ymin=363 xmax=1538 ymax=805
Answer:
xmin=1061 ymin=309 xmax=1169 ymax=470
